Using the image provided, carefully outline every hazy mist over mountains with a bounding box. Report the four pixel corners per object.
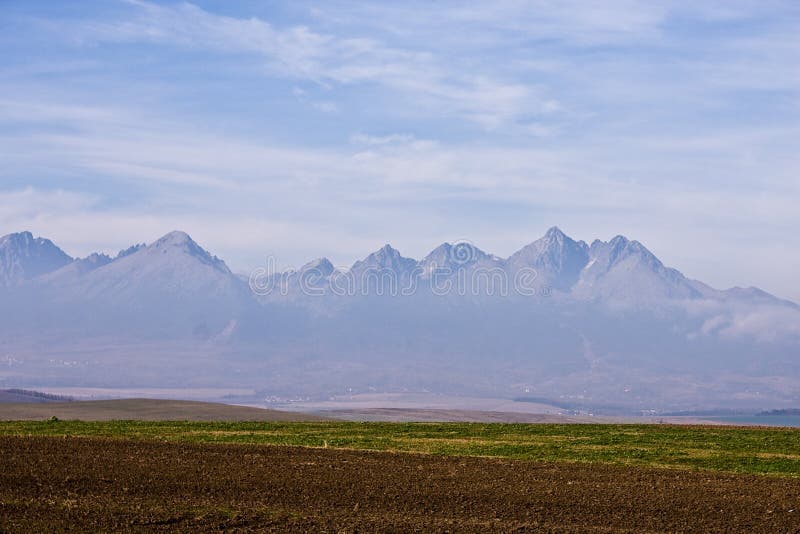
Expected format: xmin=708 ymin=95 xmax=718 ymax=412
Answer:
xmin=1 ymin=227 xmax=798 ymax=413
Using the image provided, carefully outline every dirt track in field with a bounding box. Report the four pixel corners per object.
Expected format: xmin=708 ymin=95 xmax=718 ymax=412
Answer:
xmin=1 ymin=437 xmax=798 ymax=533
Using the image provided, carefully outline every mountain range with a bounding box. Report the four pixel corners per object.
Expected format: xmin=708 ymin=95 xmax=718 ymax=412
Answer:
xmin=0 ymin=227 xmax=797 ymax=412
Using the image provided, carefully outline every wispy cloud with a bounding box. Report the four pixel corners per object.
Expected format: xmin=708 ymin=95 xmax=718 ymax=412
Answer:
xmin=304 ymin=0 xmax=669 ymax=47
xmin=66 ymin=0 xmax=555 ymax=129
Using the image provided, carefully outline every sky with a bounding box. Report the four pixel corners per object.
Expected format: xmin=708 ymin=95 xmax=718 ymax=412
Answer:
xmin=1 ymin=0 xmax=798 ymax=301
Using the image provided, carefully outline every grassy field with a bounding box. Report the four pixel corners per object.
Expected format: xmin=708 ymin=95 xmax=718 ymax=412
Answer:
xmin=1 ymin=420 xmax=798 ymax=476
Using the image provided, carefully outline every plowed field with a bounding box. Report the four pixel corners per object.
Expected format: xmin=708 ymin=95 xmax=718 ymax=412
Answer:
xmin=2 ymin=436 xmax=799 ymax=532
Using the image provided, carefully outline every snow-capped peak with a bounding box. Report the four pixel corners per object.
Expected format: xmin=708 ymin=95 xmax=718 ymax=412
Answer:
xmin=301 ymin=257 xmax=335 ymax=276
xmin=152 ymin=230 xmax=194 ymax=247
xmin=0 ymin=231 xmax=73 ymax=286
xmin=544 ymin=226 xmax=567 ymax=241
xmin=352 ymin=244 xmax=417 ymax=273
xmin=137 ymin=230 xmax=231 ymax=274
xmin=506 ymin=227 xmax=589 ymax=291
xmin=116 ymin=243 xmax=145 ymax=259
xmin=421 ymin=242 xmax=489 ymax=272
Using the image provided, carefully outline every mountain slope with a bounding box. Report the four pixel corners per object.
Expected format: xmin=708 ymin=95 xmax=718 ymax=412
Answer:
xmin=572 ymin=236 xmax=702 ymax=301
xmin=0 ymin=227 xmax=797 ymax=411
xmin=419 ymin=242 xmax=493 ymax=275
xmin=348 ymin=245 xmax=419 ymax=295
xmin=24 ymin=231 xmax=252 ymax=339
xmin=39 ymin=253 xmax=113 ymax=284
xmin=75 ymin=231 xmax=236 ymax=300
xmin=506 ymin=226 xmax=590 ymax=292
xmin=0 ymin=231 xmax=72 ymax=287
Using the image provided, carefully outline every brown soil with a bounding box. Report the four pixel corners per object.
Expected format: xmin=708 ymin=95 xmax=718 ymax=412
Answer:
xmin=1 ymin=436 xmax=798 ymax=533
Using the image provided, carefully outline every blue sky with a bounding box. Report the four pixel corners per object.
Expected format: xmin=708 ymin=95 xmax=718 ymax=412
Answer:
xmin=1 ymin=0 xmax=799 ymax=300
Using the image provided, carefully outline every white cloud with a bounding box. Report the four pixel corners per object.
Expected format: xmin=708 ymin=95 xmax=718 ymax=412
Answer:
xmin=310 ymin=100 xmax=339 ymax=114
xmin=0 ymin=188 xmax=98 ymax=224
xmin=305 ymin=0 xmax=670 ymax=47
xmin=351 ymin=133 xmax=416 ymax=145
xmin=66 ymin=1 xmax=556 ymax=129
xmin=695 ymin=304 xmax=800 ymax=343
xmin=718 ymin=307 xmax=800 ymax=342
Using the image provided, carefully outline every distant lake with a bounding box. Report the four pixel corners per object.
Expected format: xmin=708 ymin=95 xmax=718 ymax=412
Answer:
xmin=710 ymin=415 xmax=800 ymax=428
